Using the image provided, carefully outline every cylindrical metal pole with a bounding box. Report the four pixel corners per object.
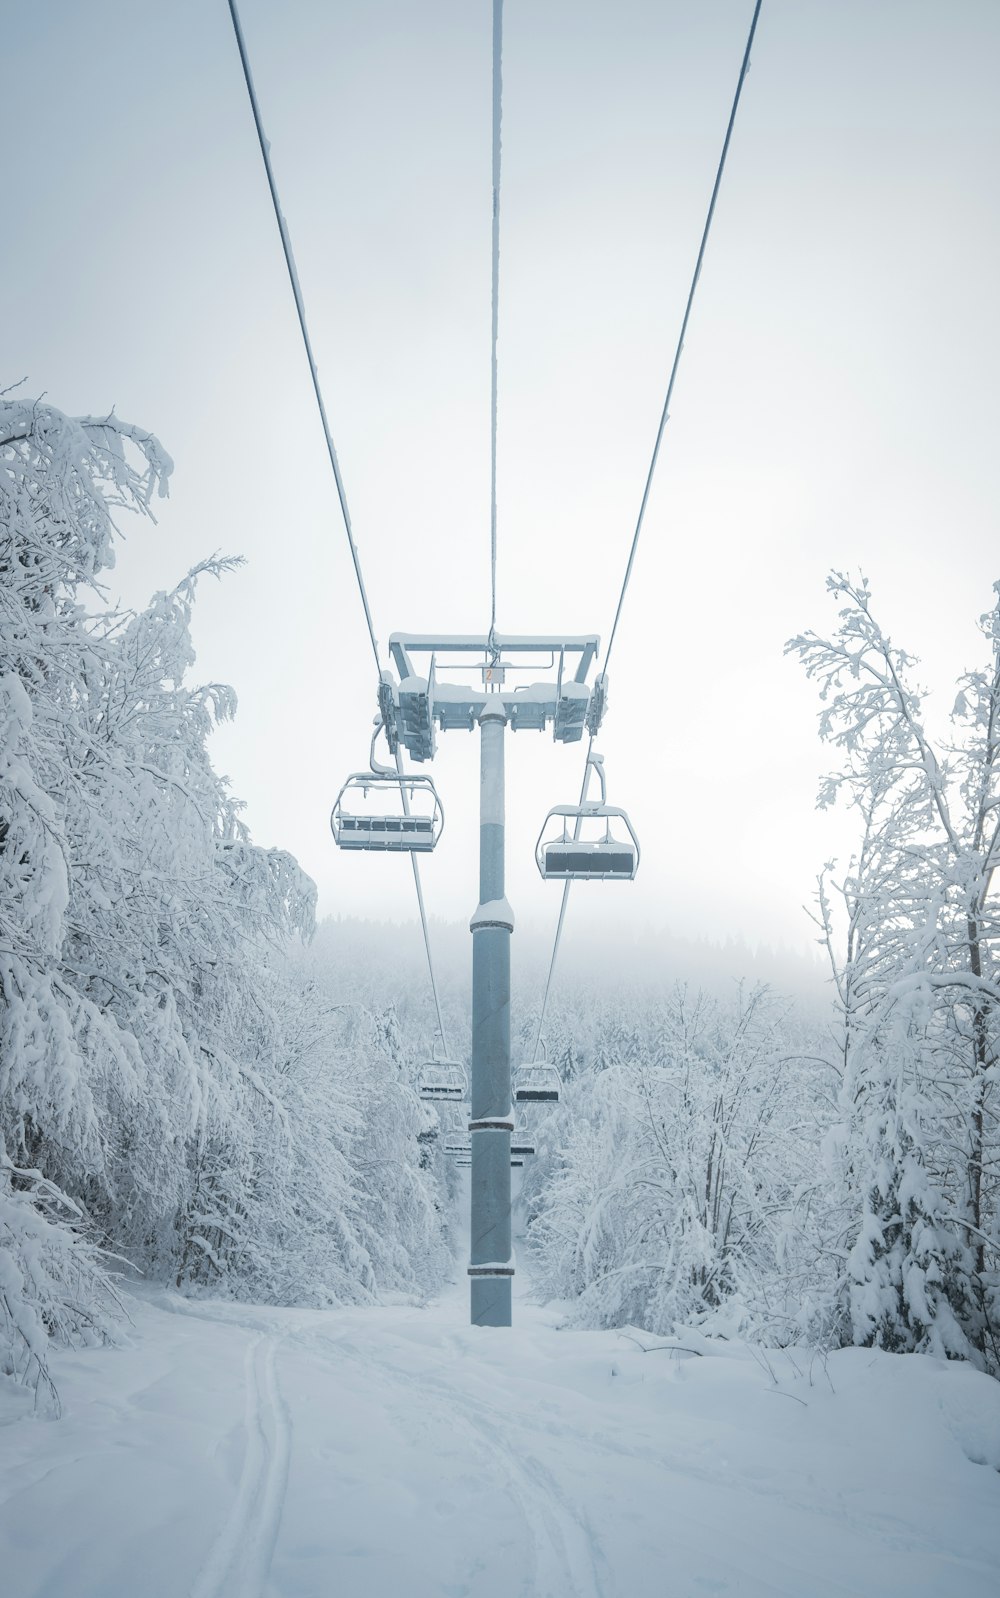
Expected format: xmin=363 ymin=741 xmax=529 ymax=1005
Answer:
xmin=468 ymin=703 xmax=513 ymax=1326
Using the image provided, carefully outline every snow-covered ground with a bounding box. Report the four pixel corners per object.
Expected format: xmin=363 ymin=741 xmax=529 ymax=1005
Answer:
xmin=2 ymin=1262 xmax=999 ymax=1598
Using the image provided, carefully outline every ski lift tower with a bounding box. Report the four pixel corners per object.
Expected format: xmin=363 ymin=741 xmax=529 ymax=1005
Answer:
xmin=380 ymin=632 xmax=606 ymax=1327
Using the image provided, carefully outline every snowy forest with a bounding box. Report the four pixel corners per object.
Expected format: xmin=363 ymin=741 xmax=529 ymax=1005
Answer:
xmin=3 ymin=394 xmax=997 ymax=1407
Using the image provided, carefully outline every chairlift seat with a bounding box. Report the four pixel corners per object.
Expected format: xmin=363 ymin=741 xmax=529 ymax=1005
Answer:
xmin=337 ymin=813 xmax=435 ymax=851
xmin=419 ymin=1081 xmax=465 ymax=1103
xmin=418 ymin=1059 xmax=467 ymax=1103
xmin=331 ymin=772 xmax=443 ymax=854
xmin=511 ymin=1140 xmax=535 ymax=1157
xmin=514 ymin=1063 xmax=561 ymax=1104
xmin=542 ymin=840 xmax=636 ymax=878
xmin=536 ymin=802 xmax=639 ymax=882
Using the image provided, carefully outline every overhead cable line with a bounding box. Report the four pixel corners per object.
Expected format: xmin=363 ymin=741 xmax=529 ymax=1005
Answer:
xmin=226 ymin=0 xmax=381 ymax=674
xmin=394 ymin=745 xmax=451 ymax=1055
xmin=600 ymin=0 xmax=763 ymax=681
xmin=226 ymin=0 xmax=451 ymax=1055
xmin=489 ymin=0 xmax=504 ymax=654
xmin=532 ymin=0 xmax=764 ymax=1059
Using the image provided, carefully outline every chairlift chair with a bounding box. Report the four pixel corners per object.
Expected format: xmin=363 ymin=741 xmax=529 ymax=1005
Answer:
xmin=418 ymin=1059 xmax=467 ymax=1103
xmin=535 ymin=753 xmax=639 ymax=881
xmin=513 ymin=1039 xmax=560 ymax=1105
xmin=514 ymin=1062 xmax=561 ymax=1103
xmin=510 ymin=1114 xmax=535 ymax=1157
xmin=418 ymin=1040 xmax=468 ymax=1105
xmin=332 ymin=771 xmax=443 ymax=853
xmin=536 ymin=803 xmax=639 ymax=880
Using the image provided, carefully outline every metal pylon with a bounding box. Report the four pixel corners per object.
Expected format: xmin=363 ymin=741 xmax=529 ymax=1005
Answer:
xmin=371 ymin=632 xmax=608 ymax=1328
xmin=468 ymin=702 xmax=514 ymax=1325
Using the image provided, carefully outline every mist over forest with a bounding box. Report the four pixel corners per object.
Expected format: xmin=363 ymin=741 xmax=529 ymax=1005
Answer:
xmin=312 ymin=912 xmax=831 ymax=1020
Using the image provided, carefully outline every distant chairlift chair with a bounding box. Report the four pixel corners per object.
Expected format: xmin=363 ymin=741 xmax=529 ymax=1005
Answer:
xmin=419 ymin=1057 xmax=467 ymax=1104
xmin=513 ymin=1040 xmax=560 ymax=1105
xmin=535 ymin=753 xmax=639 ymax=881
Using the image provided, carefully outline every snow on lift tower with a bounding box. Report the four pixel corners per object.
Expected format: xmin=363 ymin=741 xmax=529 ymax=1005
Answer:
xmin=536 ymin=752 xmax=639 ymax=881
xmin=513 ymin=1037 xmax=561 ymax=1105
xmin=331 ymin=724 xmax=444 ymax=853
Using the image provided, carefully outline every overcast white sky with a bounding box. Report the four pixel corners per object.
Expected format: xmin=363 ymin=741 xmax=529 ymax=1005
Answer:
xmin=4 ymin=0 xmax=1000 ymax=968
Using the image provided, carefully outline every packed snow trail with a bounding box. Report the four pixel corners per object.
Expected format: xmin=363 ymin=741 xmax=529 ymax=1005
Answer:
xmin=189 ymin=1331 xmax=291 ymax=1598
xmin=2 ymin=1271 xmax=1000 ymax=1597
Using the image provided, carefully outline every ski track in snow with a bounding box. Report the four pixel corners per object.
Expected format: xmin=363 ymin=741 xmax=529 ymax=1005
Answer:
xmin=167 ymin=1295 xmax=997 ymax=1598
xmin=299 ymin=1324 xmax=607 ymax=1598
xmin=188 ymin=1330 xmax=291 ymax=1598
xmin=160 ymin=1295 xmax=608 ymax=1595
xmin=6 ymin=1290 xmax=998 ymax=1598
xmin=293 ymin=1316 xmax=999 ymax=1598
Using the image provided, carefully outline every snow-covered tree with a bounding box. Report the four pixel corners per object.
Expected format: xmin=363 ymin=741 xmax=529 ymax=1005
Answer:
xmin=789 ymin=572 xmax=1000 ymax=1369
xmin=1 ymin=396 xmax=174 ymax=1400
xmin=1 ymin=393 xmax=453 ymax=1397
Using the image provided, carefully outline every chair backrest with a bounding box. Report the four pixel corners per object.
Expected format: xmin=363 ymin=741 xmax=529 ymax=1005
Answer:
xmin=541 ymin=840 xmax=636 ymax=879
xmin=535 ymin=801 xmax=639 ymax=881
xmin=418 ymin=1058 xmax=467 ymax=1103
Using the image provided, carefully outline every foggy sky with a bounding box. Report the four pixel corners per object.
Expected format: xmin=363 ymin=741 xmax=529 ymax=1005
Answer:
xmin=4 ymin=0 xmax=1000 ymax=968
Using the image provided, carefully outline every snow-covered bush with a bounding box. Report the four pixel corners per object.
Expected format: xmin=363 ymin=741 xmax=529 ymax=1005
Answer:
xmin=0 ymin=1154 xmax=122 ymax=1413
xmin=525 ymin=984 xmax=835 ymax=1343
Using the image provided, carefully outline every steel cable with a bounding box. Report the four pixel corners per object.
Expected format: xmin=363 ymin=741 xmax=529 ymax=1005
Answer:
xmin=489 ymin=0 xmax=504 ymax=654
xmin=226 ymin=0 xmax=450 ymax=1052
xmin=531 ymin=0 xmax=764 ymax=1061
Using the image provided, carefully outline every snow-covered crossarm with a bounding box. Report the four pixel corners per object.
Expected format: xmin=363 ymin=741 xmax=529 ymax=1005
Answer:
xmin=389 ymin=632 xmax=599 ymax=681
xmin=380 ymin=631 xmax=606 ymax=753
